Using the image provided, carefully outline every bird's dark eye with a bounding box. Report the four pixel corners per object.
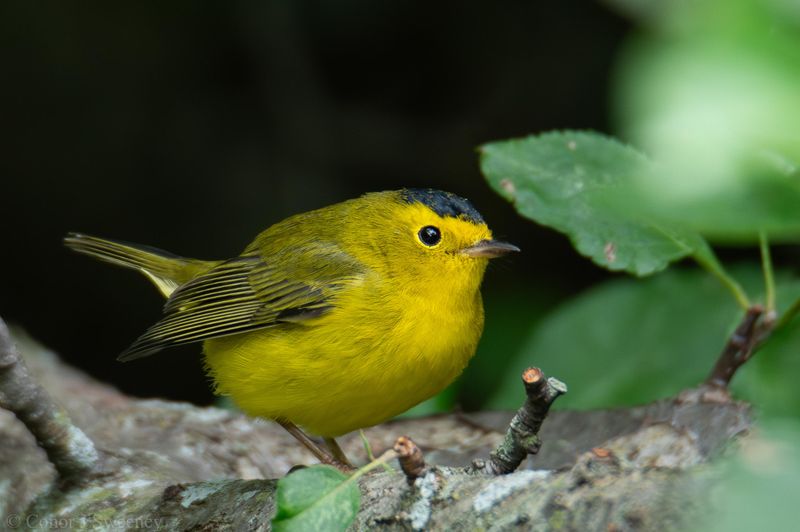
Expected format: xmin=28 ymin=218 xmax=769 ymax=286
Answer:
xmin=418 ymin=225 xmax=442 ymax=246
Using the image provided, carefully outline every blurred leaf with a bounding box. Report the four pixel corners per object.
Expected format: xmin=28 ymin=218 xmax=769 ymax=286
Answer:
xmin=272 ymin=466 xmax=359 ymax=532
xmin=488 ymin=269 xmax=735 ymax=409
xmin=488 ymin=265 xmax=800 ymax=413
xmin=613 ymin=0 xmax=800 ymax=241
xmin=703 ymin=420 xmax=800 ymax=532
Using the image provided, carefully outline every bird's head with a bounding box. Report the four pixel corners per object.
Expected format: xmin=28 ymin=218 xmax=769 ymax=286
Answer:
xmin=348 ymin=189 xmax=519 ymax=285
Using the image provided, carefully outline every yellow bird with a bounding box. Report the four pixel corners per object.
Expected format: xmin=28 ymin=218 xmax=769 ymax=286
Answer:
xmin=64 ymin=189 xmax=518 ymax=466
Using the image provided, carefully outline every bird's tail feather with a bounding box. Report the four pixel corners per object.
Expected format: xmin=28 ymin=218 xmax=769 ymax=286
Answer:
xmin=64 ymin=233 xmax=215 ymax=298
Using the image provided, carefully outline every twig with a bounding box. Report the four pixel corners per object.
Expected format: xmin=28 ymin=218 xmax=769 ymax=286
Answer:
xmin=470 ymin=367 xmax=567 ymax=475
xmin=0 ymin=316 xmax=98 ymax=483
xmin=692 ymin=243 xmax=751 ymax=310
xmin=394 ymin=436 xmax=426 ymax=483
xmin=705 ymin=306 xmax=765 ymax=388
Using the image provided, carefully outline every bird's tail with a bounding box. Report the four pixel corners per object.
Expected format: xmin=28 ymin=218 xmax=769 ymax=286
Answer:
xmin=64 ymin=233 xmax=218 ymax=298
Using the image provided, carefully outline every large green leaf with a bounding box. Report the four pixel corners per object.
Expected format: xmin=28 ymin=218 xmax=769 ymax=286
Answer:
xmin=488 ymin=266 xmax=800 ymax=414
xmin=481 ymin=131 xmax=716 ymax=277
xmin=613 ymin=0 xmax=800 ymax=241
xmin=272 ymin=466 xmax=359 ymax=532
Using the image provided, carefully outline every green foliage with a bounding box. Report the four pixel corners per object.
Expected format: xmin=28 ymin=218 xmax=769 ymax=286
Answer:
xmin=272 ymin=466 xmax=359 ymax=532
xmin=612 ymin=0 xmax=800 ymax=241
xmin=487 ymin=266 xmax=800 ymax=414
xmin=476 ymin=5 xmax=800 ymax=521
xmin=473 ymin=1 xmax=800 ymax=526
xmin=480 ymin=131 xmax=750 ymax=306
xmin=481 ymin=131 xmax=692 ymax=277
xmin=479 ymin=0 xmax=800 ymax=420
xmin=472 ymin=3 xmax=800 ymax=445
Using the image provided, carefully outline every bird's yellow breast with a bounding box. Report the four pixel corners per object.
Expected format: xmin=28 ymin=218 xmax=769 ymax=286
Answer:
xmin=203 ymin=270 xmax=484 ymax=437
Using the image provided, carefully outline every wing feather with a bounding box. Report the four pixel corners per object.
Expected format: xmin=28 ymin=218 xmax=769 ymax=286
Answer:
xmin=118 ymin=248 xmax=362 ymax=361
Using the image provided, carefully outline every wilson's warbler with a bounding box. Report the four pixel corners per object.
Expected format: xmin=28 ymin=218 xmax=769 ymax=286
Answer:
xmin=65 ymin=189 xmax=518 ymax=466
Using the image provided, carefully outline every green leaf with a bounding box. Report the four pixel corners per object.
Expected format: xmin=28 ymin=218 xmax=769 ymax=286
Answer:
xmin=272 ymin=466 xmax=359 ymax=532
xmin=482 ymin=131 xmax=705 ymax=277
xmin=481 ymin=130 xmax=750 ymax=306
xmin=488 ymin=265 xmax=800 ymax=414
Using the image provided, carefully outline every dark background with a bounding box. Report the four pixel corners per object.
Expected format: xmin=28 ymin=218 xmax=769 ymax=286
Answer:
xmin=1 ymin=1 xmax=629 ymax=406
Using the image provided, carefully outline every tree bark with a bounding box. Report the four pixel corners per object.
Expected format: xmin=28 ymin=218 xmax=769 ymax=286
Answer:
xmin=1 ymin=329 xmax=752 ymax=531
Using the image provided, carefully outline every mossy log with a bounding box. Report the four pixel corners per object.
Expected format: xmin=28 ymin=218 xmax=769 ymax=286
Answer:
xmin=1 ymin=330 xmax=751 ymax=531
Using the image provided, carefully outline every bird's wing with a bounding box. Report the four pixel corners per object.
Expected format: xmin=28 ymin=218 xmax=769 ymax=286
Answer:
xmin=118 ymin=244 xmax=363 ymax=361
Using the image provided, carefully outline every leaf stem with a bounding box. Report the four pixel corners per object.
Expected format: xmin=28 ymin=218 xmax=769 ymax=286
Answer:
xmin=759 ymin=231 xmax=776 ymax=312
xmin=348 ymin=448 xmax=398 ymax=482
xmin=359 ymin=430 xmax=375 ymax=461
xmin=692 ymin=248 xmax=750 ymax=310
xmin=711 ymin=266 xmax=751 ymax=310
xmin=359 ymin=430 xmax=393 ymax=473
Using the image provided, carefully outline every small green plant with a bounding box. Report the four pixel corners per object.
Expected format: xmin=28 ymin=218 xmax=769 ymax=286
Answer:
xmin=272 ymin=465 xmax=359 ymax=531
xmin=272 ymin=451 xmax=396 ymax=531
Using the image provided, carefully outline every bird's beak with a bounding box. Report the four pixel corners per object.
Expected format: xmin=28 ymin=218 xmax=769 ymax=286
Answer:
xmin=460 ymin=239 xmax=520 ymax=258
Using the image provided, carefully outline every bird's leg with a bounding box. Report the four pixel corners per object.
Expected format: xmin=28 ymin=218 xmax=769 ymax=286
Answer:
xmin=278 ymin=420 xmax=353 ymax=471
xmin=278 ymin=420 xmax=333 ymax=463
xmin=324 ymin=437 xmax=354 ymax=468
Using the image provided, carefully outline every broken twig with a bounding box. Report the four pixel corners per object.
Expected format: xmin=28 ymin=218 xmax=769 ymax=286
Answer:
xmin=470 ymin=367 xmax=567 ymax=475
xmin=0 ymin=316 xmax=98 ymax=483
xmin=394 ymin=436 xmax=426 ymax=483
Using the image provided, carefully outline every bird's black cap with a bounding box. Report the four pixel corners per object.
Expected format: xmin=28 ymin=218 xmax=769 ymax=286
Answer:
xmin=401 ymin=188 xmax=485 ymax=224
